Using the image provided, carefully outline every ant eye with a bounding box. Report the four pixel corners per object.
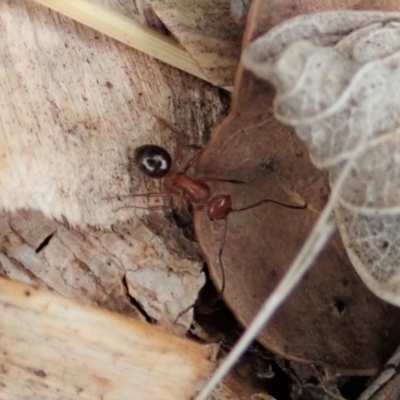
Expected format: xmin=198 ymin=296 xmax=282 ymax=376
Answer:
xmin=134 ymin=145 xmax=172 ymax=179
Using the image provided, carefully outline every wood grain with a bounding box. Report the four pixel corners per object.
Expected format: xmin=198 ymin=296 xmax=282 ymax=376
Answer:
xmin=0 ymin=0 xmax=229 ymax=227
xmin=149 ymin=0 xmax=242 ymax=88
xmin=0 ymin=277 xmax=212 ymax=400
xmin=0 ymin=0 xmax=227 ymax=359
xmin=32 ymin=0 xmax=210 ymax=82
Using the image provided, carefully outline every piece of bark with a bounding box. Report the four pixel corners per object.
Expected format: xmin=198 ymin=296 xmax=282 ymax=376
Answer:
xmin=0 ymin=0 xmax=230 ymax=334
xmin=0 ymin=277 xmax=212 ymax=400
xmin=0 ymin=209 xmax=204 ymax=333
xmin=149 ymin=0 xmax=242 ymax=88
xmin=193 ymin=0 xmax=400 ymax=375
xmin=33 ymin=0 xmax=211 ymax=83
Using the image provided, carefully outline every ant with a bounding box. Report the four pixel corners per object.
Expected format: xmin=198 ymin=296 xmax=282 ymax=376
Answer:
xmin=134 ymin=143 xmax=234 ymax=222
xmin=123 ymin=127 xmax=307 ymax=301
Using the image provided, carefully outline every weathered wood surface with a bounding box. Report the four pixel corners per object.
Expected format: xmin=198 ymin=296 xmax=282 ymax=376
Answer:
xmin=0 ymin=209 xmax=206 ymax=333
xmin=0 ymin=0 xmax=235 ymax=330
xmin=33 ymin=0 xmax=211 ymax=83
xmin=0 ymin=277 xmax=213 ymax=400
xmin=0 ymin=0 xmax=229 ymax=228
xmin=0 ymin=12 xmax=239 ymax=398
xmin=149 ymin=0 xmax=242 ymax=88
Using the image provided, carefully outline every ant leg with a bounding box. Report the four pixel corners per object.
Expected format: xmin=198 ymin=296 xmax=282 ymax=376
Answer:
xmin=104 ymin=192 xmax=171 ymax=201
xmin=154 ymin=116 xmax=203 ymax=153
xmin=154 ymin=115 xmax=204 ymax=173
xmin=154 ymin=115 xmax=181 ymax=137
xmin=174 ymin=303 xmax=195 ymax=324
xmin=163 ymin=174 xmax=175 ymax=194
xmin=197 ymin=176 xmax=247 ymax=185
xmin=214 ymin=217 xmax=228 ymax=301
xmin=230 ymin=198 xmax=307 ymax=214
xmin=183 ymin=149 xmax=204 ymax=173
xmin=115 ymin=204 xmax=171 ymax=212
xmin=154 ymin=115 xmax=185 ymax=166
xmin=175 ymin=218 xmax=228 ymax=321
xmin=178 ymin=192 xmax=192 ymax=220
xmin=105 ymin=192 xmax=173 ymax=213
xmin=209 ymin=200 xmax=305 ymax=299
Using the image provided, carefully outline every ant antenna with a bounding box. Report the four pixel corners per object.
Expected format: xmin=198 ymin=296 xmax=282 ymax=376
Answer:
xmin=213 ymin=198 xmax=307 ymax=302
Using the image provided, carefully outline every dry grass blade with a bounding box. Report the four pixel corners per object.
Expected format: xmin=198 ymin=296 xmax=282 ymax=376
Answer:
xmin=32 ymin=0 xmax=211 ymax=83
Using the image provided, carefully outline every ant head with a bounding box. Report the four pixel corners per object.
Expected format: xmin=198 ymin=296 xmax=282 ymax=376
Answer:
xmin=134 ymin=145 xmax=172 ymax=179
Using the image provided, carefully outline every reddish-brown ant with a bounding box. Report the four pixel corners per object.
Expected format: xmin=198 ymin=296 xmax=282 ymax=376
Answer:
xmin=134 ymin=143 xmax=233 ymax=221
xmin=129 ymin=141 xmax=307 ymax=300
